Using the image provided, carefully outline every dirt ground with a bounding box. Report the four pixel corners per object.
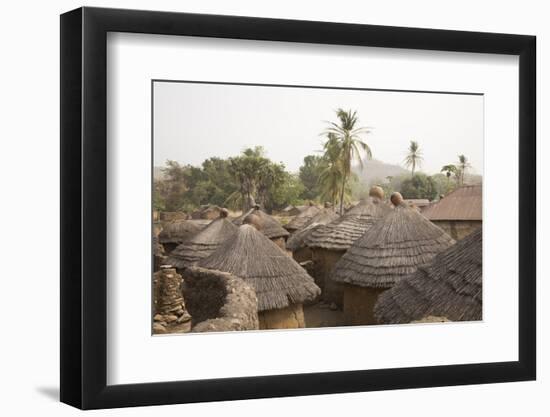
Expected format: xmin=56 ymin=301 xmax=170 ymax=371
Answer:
xmin=303 ymin=302 xmax=347 ymax=328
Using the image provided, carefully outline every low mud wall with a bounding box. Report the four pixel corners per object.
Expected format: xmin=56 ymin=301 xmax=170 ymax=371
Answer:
xmin=183 ymin=267 xmax=259 ymax=332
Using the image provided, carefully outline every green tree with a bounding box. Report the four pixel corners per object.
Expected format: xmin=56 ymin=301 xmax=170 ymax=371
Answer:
xmin=400 ymin=173 xmax=438 ymax=200
xmin=318 ymin=133 xmax=345 ymax=207
xmin=323 ymin=109 xmax=372 ymax=214
xmin=201 ymin=157 xmax=239 ymax=206
xmin=159 ymin=160 xmax=189 ymax=211
xmin=270 ymin=172 xmax=305 ymax=209
xmin=441 ymin=164 xmax=459 ymax=188
xmin=431 ymin=173 xmax=457 ymax=198
xmin=298 ymin=155 xmax=328 ymax=200
xmin=228 ymin=146 xmax=270 ymax=211
xmin=403 ymin=140 xmax=423 ymax=177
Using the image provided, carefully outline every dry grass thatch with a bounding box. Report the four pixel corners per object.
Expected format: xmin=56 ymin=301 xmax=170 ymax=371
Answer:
xmin=286 ymin=208 xmax=340 ymax=252
xmin=233 ymin=206 xmax=289 ymax=240
xmin=374 ymin=227 xmax=482 ymax=324
xmin=305 ymin=197 xmax=391 ymax=251
xmin=191 ymin=204 xmax=223 ymax=220
xmin=332 ymin=203 xmax=455 ymax=288
xmin=158 ymin=219 xmax=209 ymax=244
xmin=165 ymin=216 xmax=238 ymax=268
xmin=195 ymin=224 xmax=320 ymax=311
xmin=284 ymin=204 xmax=321 ymax=231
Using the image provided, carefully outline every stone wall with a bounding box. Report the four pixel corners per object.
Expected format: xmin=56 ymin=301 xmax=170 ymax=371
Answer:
xmin=183 ymin=267 xmax=259 ymax=333
xmin=153 ymin=267 xmax=192 ymax=334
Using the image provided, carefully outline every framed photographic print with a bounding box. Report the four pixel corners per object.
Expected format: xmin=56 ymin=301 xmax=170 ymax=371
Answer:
xmin=60 ymin=6 xmax=536 ymax=410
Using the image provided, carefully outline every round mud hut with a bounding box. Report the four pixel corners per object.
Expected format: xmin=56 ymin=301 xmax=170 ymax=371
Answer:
xmin=374 ymin=227 xmax=482 ymax=324
xmin=305 ymin=186 xmax=391 ymax=305
xmin=157 ymin=219 xmax=209 ymax=254
xmin=194 ymin=224 xmax=321 ymax=329
xmin=284 ymin=203 xmax=321 ymax=233
xmin=233 ymin=205 xmax=289 ymax=250
xmin=331 ymin=192 xmax=455 ymax=325
xmin=286 ymin=205 xmax=340 ymax=263
xmin=164 ymin=209 xmax=238 ymax=271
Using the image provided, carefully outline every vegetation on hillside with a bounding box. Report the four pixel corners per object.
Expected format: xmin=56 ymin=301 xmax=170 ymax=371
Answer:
xmin=153 ymin=109 xmax=480 ymax=213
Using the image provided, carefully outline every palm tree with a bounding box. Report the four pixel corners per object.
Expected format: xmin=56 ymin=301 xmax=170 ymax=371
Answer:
xmin=323 ymin=109 xmax=372 ymax=215
xmin=404 ymin=140 xmax=423 ymax=177
xmin=441 ymin=164 xmax=458 ymax=184
xmin=457 ymin=154 xmax=471 ymax=185
xmin=318 ymin=133 xmax=344 ymax=207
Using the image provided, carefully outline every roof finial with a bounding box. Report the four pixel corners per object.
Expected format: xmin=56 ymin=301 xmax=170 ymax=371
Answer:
xmin=369 ymin=185 xmax=385 ymax=200
xmin=390 ymin=192 xmax=404 ymax=206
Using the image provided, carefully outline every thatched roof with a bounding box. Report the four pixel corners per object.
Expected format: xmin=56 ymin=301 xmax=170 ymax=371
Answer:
xmin=332 ymin=201 xmax=455 ymax=288
xmin=305 ymin=197 xmax=391 ymax=251
xmin=286 ymin=208 xmax=340 ymax=252
xmin=422 ymin=185 xmax=482 ymax=221
xmin=196 ymin=224 xmax=320 ymax=311
xmin=191 ymin=204 xmax=223 ymax=220
xmin=164 ymin=213 xmax=238 ymax=268
xmin=158 ymin=219 xmax=209 ymax=244
xmin=374 ymin=227 xmax=482 ymax=323
xmin=284 ymin=204 xmax=321 ymax=231
xmin=233 ymin=206 xmax=289 ymax=239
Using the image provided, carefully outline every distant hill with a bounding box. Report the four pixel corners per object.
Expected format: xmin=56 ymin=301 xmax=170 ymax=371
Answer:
xmin=353 ymin=159 xmax=409 ymax=186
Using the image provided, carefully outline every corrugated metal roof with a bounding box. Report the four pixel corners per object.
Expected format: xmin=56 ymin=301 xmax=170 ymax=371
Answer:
xmin=405 ymin=199 xmax=430 ymax=207
xmin=422 ymin=185 xmax=482 ymax=221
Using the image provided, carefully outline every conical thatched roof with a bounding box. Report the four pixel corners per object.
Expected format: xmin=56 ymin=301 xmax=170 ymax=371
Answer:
xmin=233 ymin=206 xmax=289 ymax=240
xmin=286 ymin=208 xmax=340 ymax=252
xmin=374 ymin=227 xmax=482 ymax=323
xmin=164 ymin=212 xmax=238 ymax=268
xmin=196 ymin=224 xmax=320 ymax=311
xmin=332 ymin=201 xmax=455 ymax=288
xmin=158 ymin=219 xmax=209 ymax=244
xmin=284 ymin=204 xmax=321 ymax=231
xmin=305 ymin=197 xmax=391 ymax=251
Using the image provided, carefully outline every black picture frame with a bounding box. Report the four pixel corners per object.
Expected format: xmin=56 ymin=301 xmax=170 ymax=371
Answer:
xmin=60 ymin=6 xmax=536 ymax=410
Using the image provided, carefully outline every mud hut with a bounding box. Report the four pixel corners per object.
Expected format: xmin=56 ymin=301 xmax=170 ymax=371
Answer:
xmin=305 ymin=186 xmax=391 ymax=305
xmin=374 ymin=227 xmax=482 ymax=324
xmin=286 ymin=206 xmax=340 ymax=263
xmin=164 ymin=209 xmax=238 ymax=270
xmin=284 ymin=203 xmax=321 ymax=233
xmin=157 ymin=219 xmax=209 ymax=253
xmin=233 ymin=205 xmax=289 ymax=250
xmin=331 ymin=192 xmax=455 ymax=325
xmin=422 ymin=185 xmax=482 ymax=240
xmin=194 ymin=224 xmax=321 ymax=329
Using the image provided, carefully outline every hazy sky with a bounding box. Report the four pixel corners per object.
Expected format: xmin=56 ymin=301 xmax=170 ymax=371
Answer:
xmin=153 ymin=81 xmax=483 ymax=175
